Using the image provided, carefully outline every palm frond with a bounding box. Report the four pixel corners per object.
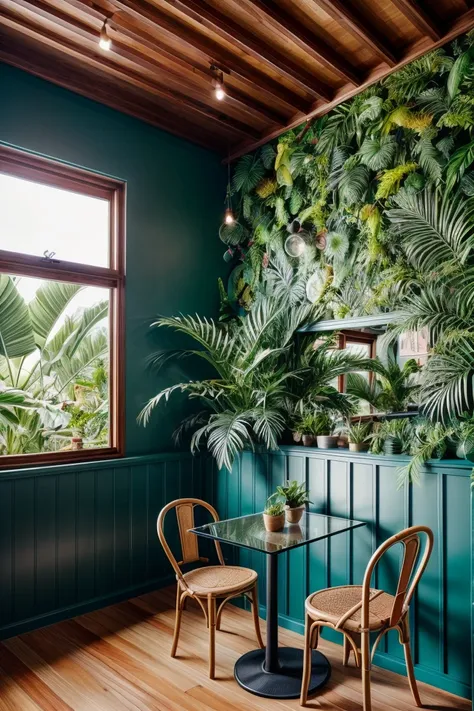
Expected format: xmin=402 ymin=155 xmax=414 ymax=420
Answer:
xmin=387 ymin=188 xmax=474 ymax=272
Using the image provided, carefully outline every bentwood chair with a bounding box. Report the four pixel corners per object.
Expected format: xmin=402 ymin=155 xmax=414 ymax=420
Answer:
xmin=300 ymin=525 xmax=434 ymax=710
xmin=157 ymin=498 xmax=264 ymax=679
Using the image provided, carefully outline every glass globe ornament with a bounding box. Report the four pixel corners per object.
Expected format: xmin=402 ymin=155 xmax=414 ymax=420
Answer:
xmin=284 ymin=233 xmax=306 ymax=258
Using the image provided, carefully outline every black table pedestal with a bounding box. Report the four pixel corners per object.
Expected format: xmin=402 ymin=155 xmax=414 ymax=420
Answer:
xmin=234 ymin=647 xmax=330 ymax=699
xmin=234 ymin=553 xmax=331 ymax=699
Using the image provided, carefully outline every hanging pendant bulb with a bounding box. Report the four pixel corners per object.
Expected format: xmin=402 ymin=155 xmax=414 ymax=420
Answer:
xmin=99 ymin=19 xmax=111 ymax=50
xmin=215 ymin=82 xmax=226 ymax=101
xmin=224 ymin=208 xmax=234 ymax=224
xmin=211 ymin=64 xmax=226 ymax=101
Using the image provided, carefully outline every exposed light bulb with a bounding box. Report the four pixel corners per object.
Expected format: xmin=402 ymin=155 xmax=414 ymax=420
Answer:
xmin=225 ymin=209 xmax=234 ymax=224
xmin=215 ymin=83 xmax=225 ymax=101
xmin=99 ymin=22 xmax=111 ymax=51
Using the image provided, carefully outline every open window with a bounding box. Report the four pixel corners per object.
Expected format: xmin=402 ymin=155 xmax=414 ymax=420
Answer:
xmin=0 ymin=145 xmax=125 ymax=467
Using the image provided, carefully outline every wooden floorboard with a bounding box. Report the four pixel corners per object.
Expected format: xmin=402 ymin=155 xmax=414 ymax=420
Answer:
xmin=0 ymin=585 xmax=469 ymax=711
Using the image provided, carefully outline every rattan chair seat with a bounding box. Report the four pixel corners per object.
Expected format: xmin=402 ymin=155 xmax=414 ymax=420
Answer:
xmin=181 ymin=565 xmax=258 ymax=596
xmin=306 ymin=585 xmax=395 ymax=632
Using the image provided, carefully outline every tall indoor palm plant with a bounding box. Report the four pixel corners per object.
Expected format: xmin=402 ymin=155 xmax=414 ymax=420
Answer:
xmin=139 ymin=261 xmax=373 ymax=469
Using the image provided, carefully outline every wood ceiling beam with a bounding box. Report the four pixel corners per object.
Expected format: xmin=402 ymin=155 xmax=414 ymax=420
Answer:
xmin=389 ymin=0 xmax=441 ymax=41
xmin=311 ymin=0 xmax=397 ymax=67
xmin=208 ymin=0 xmax=360 ymax=86
xmin=0 ymin=6 xmax=259 ymax=140
xmin=12 ymin=0 xmax=284 ymax=127
xmin=227 ymin=7 xmax=474 ymax=160
xmin=161 ymin=0 xmax=333 ymax=100
xmin=80 ymin=0 xmax=312 ymax=113
xmin=0 ymin=38 xmax=223 ymax=150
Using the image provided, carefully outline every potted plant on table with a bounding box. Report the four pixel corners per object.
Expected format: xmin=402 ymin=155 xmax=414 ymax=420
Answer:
xmin=276 ymin=480 xmax=311 ymax=524
xmin=263 ymin=493 xmax=285 ymax=532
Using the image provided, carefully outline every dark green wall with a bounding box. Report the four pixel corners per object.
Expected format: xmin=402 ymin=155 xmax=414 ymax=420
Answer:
xmin=0 ymin=63 xmax=225 ymax=455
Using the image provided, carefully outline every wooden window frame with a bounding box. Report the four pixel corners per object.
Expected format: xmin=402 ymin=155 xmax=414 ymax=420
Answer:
xmin=0 ymin=144 xmax=125 ymax=468
xmin=337 ymin=330 xmax=377 ymax=394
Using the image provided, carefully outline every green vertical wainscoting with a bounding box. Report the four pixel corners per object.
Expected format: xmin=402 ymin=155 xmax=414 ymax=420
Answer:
xmin=0 ymin=453 xmax=213 ymax=640
xmin=213 ymin=447 xmax=472 ymax=700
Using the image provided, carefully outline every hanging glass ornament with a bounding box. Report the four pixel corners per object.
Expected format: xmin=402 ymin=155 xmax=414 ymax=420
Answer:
xmin=285 ymin=233 xmax=306 ymax=258
xmin=284 ymin=218 xmax=307 ymax=258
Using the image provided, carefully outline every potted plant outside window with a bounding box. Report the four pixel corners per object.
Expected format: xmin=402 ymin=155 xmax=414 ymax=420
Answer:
xmin=276 ymin=480 xmax=311 ymax=523
xmin=263 ymin=493 xmax=285 ymax=532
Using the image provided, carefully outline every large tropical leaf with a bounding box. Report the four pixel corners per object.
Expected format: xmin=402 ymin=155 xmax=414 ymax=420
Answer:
xmin=192 ymin=410 xmax=255 ymax=470
xmin=233 ymin=155 xmax=265 ymax=193
xmin=358 ymin=136 xmax=396 ymax=171
xmin=0 ymin=275 xmax=36 ymax=358
xmin=387 ymin=188 xmax=474 ymax=272
xmin=28 ymin=281 xmax=82 ymax=349
xmin=54 ymin=329 xmax=109 ymax=396
xmin=420 ymin=333 xmax=474 ymax=420
xmin=446 ymin=140 xmax=474 ymax=193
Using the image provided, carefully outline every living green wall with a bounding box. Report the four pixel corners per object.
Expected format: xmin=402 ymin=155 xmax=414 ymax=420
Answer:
xmin=0 ymin=63 xmax=225 ymax=455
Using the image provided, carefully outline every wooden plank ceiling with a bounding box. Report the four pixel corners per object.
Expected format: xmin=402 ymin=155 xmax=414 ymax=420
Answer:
xmin=2 ymin=0 xmax=474 ymax=158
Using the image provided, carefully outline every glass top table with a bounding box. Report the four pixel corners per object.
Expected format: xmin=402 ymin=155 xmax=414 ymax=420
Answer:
xmin=191 ymin=511 xmax=365 ymax=700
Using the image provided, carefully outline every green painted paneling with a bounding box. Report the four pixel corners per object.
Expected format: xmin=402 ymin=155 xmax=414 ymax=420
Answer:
xmin=0 ymin=453 xmax=209 ymax=640
xmin=214 ymin=447 xmax=472 ymax=700
xmin=0 ymin=62 xmax=225 ymax=456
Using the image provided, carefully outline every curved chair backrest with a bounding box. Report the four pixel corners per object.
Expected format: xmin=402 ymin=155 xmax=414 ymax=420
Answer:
xmin=361 ymin=525 xmax=434 ymax=629
xmin=157 ymin=498 xmax=224 ymax=583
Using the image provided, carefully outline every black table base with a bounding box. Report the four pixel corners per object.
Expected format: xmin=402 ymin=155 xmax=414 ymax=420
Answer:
xmin=234 ymin=647 xmax=331 ymax=699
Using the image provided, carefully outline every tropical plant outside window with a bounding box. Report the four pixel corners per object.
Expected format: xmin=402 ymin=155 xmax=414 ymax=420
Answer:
xmin=0 ymin=146 xmax=124 ymax=465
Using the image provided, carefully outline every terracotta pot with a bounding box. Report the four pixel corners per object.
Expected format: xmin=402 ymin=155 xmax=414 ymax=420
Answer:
xmin=337 ymin=435 xmax=349 ymax=448
xmin=302 ymin=434 xmax=315 ymax=447
xmin=349 ymin=442 xmax=369 ymax=453
xmin=263 ymin=512 xmax=285 ymax=532
xmin=285 ymin=505 xmax=304 ymax=524
xmin=316 ymin=435 xmax=338 ymax=449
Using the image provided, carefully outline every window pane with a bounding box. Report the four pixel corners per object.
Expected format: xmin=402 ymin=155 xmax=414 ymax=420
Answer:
xmin=0 ymin=174 xmax=109 ymax=267
xmin=0 ymin=274 xmax=110 ymax=456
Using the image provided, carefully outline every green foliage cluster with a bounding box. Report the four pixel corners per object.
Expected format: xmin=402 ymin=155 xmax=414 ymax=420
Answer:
xmin=276 ymin=479 xmax=311 ymax=508
xmin=0 ymin=277 xmax=109 ymax=455
xmin=228 ymin=32 xmax=474 ymax=424
xmin=142 ymin=32 xmax=474 ymax=483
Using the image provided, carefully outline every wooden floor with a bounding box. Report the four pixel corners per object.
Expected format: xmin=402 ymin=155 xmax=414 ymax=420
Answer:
xmin=0 ymin=586 xmax=469 ymax=711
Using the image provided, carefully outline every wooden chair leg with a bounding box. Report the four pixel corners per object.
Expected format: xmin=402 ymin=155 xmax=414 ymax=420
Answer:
xmin=361 ymin=630 xmax=372 ymax=711
xmin=251 ymin=584 xmax=265 ymax=649
xmin=300 ymin=614 xmax=314 ymax=707
xmin=171 ymin=585 xmax=184 ymax=658
xmin=399 ymin=618 xmax=422 ymax=707
xmin=208 ymin=595 xmax=216 ymax=679
xmin=343 ymin=635 xmax=351 ymax=665
xmin=343 ymin=631 xmax=360 ymax=667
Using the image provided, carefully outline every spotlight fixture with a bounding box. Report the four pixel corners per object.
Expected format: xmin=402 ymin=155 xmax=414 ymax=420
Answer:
xmin=99 ymin=19 xmax=111 ymax=51
xmin=210 ymin=64 xmax=226 ymax=101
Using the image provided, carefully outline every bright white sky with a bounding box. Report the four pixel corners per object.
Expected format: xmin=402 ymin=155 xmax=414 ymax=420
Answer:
xmin=0 ymin=173 xmax=109 ymax=267
xmin=0 ymin=173 xmax=109 ymax=335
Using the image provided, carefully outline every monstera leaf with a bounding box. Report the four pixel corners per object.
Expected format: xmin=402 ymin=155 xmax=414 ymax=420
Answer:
xmin=0 ymin=275 xmax=36 ymax=358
